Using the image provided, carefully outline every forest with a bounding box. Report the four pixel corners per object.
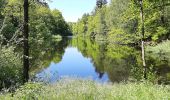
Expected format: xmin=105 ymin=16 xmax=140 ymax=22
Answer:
xmin=1 ymin=0 xmax=170 ymax=99
xmin=72 ymin=0 xmax=170 ymax=43
xmin=0 ymin=0 xmax=71 ymax=88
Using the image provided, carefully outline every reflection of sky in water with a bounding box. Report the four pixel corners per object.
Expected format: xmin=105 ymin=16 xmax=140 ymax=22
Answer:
xmin=36 ymin=47 xmax=109 ymax=83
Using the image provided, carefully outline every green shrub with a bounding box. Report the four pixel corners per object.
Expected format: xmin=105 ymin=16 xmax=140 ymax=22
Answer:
xmin=0 ymin=46 xmax=22 ymax=89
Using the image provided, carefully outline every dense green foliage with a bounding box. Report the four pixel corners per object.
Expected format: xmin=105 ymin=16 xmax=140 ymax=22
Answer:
xmin=1 ymin=79 xmax=170 ymax=100
xmin=0 ymin=46 xmax=22 ymax=89
xmin=72 ymin=0 xmax=170 ymax=43
xmin=0 ymin=0 xmax=71 ymax=89
xmin=0 ymin=0 xmax=71 ymax=44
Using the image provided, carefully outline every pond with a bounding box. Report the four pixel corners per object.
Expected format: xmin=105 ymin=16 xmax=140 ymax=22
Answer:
xmin=32 ymin=37 xmax=170 ymax=84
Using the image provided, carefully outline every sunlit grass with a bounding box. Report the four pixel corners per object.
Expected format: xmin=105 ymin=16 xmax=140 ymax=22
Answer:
xmin=146 ymin=40 xmax=170 ymax=60
xmin=146 ymin=40 xmax=170 ymax=53
xmin=1 ymin=78 xmax=170 ymax=100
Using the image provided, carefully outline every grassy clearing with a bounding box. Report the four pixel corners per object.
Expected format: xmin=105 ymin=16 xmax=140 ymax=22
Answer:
xmin=146 ymin=40 xmax=170 ymax=61
xmin=1 ymin=78 xmax=170 ymax=100
xmin=146 ymin=40 xmax=170 ymax=53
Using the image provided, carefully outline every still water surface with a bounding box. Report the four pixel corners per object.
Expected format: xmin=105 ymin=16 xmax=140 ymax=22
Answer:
xmin=36 ymin=47 xmax=108 ymax=82
xmin=33 ymin=37 xmax=170 ymax=84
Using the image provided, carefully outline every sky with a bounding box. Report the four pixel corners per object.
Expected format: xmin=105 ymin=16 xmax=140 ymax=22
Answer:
xmin=47 ymin=0 xmax=110 ymax=22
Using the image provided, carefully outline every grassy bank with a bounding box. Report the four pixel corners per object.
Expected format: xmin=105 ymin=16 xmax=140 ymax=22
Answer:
xmin=146 ymin=40 xmax=170 ymax=61
xmin=1 ymin=78 xmax=170 ymax=100
xmin=146 ymin=40 xmax=170 ymax=53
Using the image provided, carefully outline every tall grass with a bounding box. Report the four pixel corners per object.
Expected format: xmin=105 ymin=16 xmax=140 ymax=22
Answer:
xmin=1 ymin=78 xmax=170 ymax=100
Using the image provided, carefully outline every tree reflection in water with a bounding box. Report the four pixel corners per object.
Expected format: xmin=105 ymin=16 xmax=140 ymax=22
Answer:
xmin=31 ymin=37 xmax=170 ymax=84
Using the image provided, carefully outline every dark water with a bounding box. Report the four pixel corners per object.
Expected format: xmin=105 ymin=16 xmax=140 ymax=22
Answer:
xmin=32 ymin=37 xmax=170 ymax=84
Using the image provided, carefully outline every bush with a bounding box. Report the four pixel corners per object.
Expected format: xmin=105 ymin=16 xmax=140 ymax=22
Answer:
xmin=0 ymin=46 xmax=22 ymax=89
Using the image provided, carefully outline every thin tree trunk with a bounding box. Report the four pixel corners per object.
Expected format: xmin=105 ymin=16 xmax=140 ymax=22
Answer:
xmin=139 ymin=0 xmax=147 ymax=79
xmin=0 ymin=16 xmax=7 ymax=34
xmin=23 ymin=0 xmax=29 ymax=83
xmin=161 ymin=0 xmax=165 ymax=25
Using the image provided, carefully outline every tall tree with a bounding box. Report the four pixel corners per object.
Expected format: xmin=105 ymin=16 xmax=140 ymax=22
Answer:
xmin=23 ymin=0 xmax=29 ymax=83
xmin=96 ymin=0 xmax=107 ymax=8
xmin=139 ymin=0 xmax=146 ymax=79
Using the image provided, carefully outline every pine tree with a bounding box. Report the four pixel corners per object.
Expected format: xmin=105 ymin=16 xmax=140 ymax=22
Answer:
xmin=96 ymin=0 xmax=107 ymax=8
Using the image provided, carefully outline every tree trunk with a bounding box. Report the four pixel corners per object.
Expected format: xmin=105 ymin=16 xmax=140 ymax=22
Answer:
xmin=161 ymin=0 xmax=165 ymax=25
xmin=139 ymin=0 xmax=147 ymax=79
xmin=23 ymin=0 xmax=29 ymax=83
